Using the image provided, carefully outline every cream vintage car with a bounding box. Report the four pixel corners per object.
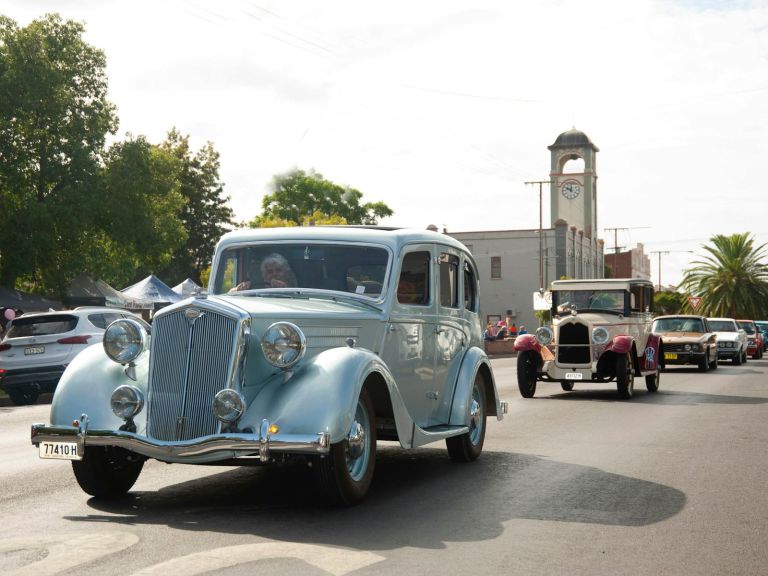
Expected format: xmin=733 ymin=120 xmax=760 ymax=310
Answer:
xmin=31 ymin=227 xmax=506 ymax=505
xmin=651 ymin=315 xmax=718 ymax=371
xmin=514 ymin=278 xmax=662 ymax=399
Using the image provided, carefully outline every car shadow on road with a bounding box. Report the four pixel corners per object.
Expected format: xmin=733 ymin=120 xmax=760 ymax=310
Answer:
xmin=66 ymin=448 xmax=685 ymax=550
xmin=540 ymin=388 xmax=768 ymax=405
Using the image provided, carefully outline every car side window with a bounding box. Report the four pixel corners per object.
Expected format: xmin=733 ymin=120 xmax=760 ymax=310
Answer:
xmin=463 ymin=261 xmax=478 ymax=312
xmin=88 ymin=314 xmax=107 ymax=329
xmin=398 ymin=251 xmax=430 ymax=305
xmin=439 ymin=252 xmax=459 ymax=308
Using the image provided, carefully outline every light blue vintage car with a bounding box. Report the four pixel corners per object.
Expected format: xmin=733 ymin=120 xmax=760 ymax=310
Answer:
xmin=31 ymin=227 xmax=506 ymax=505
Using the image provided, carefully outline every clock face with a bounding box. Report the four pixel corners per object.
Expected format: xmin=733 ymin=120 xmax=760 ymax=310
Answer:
xmin=562 ymin=182 xmax=581 ymax=199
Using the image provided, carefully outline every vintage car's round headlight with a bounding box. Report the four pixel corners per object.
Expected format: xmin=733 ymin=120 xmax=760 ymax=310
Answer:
xmin=261 ymin=322 xmax=306 ymax=369
xmin=535 ymin=326 xmax=553 ymax=346
xmin=103 ymin=319 xmax=147 ymax=364
xmin=592 ymin=326 xmax=610 ymax=345
xmin=684 ymin=343 xmax=692 ymax=351
xmin=212 ymin=389 xmax=245 ymax=423
xmin=110 ymin=385 xmax=144 ymax=419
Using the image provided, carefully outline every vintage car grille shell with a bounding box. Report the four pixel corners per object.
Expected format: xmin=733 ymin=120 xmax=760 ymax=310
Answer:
xmin=147 ymin=302 xmax=247 ymax=442
xmin=556 ymin=321 xmax=591 ymax=364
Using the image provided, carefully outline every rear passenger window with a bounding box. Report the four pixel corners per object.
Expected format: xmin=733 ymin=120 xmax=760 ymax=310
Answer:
xmin=88 ymin=314 xmax=107 ymax=329
xmin=439 ymin=253 xmax=459 ymax=308
xmin=398 ymin=251 xmax=430 ymax=305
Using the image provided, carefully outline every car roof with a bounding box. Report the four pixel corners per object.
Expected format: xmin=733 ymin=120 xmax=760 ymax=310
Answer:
xmin=551 ymin=278 xmax=654 ymax=291
xmin=215 ymin=226 xmax=471 ymax=255
xmin=653 ymin=315 xmax=706 ymax=320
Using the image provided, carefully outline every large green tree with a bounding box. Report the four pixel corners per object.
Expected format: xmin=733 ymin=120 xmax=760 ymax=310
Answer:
xmin=678 ymin=233 xmax=768 ymax=318
xmin=250 ymin=169 xmax=393 ymax=227
xmin=94 ymin=136 xmax=187 ymax=288
xmin=157 ymin=129 xmax=233 ymax=285
xmin=0 ymin=14 xmax=118 ymax=292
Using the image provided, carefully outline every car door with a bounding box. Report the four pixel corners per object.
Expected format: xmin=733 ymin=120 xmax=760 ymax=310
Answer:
xmin=430 ymin=248 xmax=471 ymax=426
xmin=380 ymin=246 xmax=437 ymax=427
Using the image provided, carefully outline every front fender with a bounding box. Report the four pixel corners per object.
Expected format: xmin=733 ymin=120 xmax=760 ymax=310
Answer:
xmin=513 ymin=334 xmax=541 ymax=353
xmin=49 ymin=344 xmax=149 ymax=431
xmin=448 ymin=346 xmax=501 ymax=427
xmin=240 ymin=346 xmax=405 ymax=445
xmin=606 ymin=335 xmax=633 ymax=356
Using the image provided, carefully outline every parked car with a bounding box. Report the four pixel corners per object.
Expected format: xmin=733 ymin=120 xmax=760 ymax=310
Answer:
xmin=514 ymin=278 xmax=661 ymax=399
xmin=736 ymin=320 xmax=764 ymax=360
xmin=707 ymin=318 xmax=748 ymax=364
xmin=30 ymin=227 xmax=506 ymax=505
xmin=651 ymin=315 xmax=718 ymax=371
xmin=755 ymin=321 xmax=768 ymax=352
xmin=0 ymin=307 xmax=145 ymax=405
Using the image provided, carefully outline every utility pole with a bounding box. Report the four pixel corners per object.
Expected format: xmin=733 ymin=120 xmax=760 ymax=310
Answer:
xmin=603 ymin=226 xmax=650 ymax=277
xmin=525 ymin=180 xmax=551 ymax=291
xmin=650 ymin=250 xmax=694 ymax=291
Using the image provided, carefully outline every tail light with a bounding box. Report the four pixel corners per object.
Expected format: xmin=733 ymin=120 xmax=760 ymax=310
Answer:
xmin=57 ymin=335 xmax=92 ymax=345
xmin=0 ymin=343 xmax=10 ymax=351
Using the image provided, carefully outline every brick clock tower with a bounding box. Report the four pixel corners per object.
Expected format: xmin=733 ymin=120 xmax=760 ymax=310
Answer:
xmin=548 ymin=128 xmax=599 ymax=239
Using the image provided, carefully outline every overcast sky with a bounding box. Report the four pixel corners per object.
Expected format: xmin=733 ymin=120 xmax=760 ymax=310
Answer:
xmin=4 ymin=0 xmax=768 ymax=286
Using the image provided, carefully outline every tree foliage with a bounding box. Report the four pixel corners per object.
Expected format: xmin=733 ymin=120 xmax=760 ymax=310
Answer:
xmin=0 ymin=14 xmax=118 ymax=292
xmin=654 ymin=290 xmax=684 ymax=315
xmin=678 ymin=233 xmax=768 ymax=318
xmin=250 ymin=169 xmax=393 ymax=227
xmin=157 ymin=129 xmax=234 ymax=285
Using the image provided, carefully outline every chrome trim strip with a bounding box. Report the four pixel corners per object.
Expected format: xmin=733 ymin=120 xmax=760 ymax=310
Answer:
xmin=31 ymin=423 xmax=331 ymax=460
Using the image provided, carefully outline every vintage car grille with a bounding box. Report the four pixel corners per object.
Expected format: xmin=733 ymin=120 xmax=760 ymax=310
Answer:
xmin=147 ymin=307 xmax=240 ymax=441
xmin=557 ymin=322 xmax=591 ymax=364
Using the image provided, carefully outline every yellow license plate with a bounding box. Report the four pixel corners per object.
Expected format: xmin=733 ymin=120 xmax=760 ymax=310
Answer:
xmin=664 ymin=352 xmax=678 ymax=360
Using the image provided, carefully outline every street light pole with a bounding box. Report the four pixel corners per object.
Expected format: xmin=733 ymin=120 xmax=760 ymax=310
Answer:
xmin=650 ymin=250 xmax=694 ymax=291
xmin=525 ymin=180 xmax=551 ymax=291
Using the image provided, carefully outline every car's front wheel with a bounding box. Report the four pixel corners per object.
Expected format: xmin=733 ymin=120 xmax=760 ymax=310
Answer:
xmin=616 ymin=353 xmax=634 ymax=399
xmin=697 ymin=355 xmax=709 ymax=372
xmin=72 ymin=447 xmax=145 ymax=498
xmin=315 ymin=387 xmax=376 ymax=506
xmin=517 ymin=350 xmax=538 ymax=398
xmin=446 ymin=375 xmax=487 ymax=462
xmin=709 ymin=350 xmax=718 ymax=369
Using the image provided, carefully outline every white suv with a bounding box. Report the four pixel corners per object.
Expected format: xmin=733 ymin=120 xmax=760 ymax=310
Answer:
xmin=0 ymin=307 xmax=145 ymax=405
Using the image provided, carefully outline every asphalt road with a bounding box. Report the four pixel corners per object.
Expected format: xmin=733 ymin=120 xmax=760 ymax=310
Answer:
xmin=2 ymin=356 xmax=767 ymax=576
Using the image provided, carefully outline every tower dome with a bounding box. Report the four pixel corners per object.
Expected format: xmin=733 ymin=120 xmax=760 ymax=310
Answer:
xmin=548 ymin=128 xmax=599 ymax=152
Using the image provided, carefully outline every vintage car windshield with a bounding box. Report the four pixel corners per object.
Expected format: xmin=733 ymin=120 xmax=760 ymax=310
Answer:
xmin=653 ymin=318 xmax=705 ymax=333
xmin=212 ymin=243 xmax=390 ymax=298
xmin=553 ymin=289 xmax=625 ymax=314
xmin=709 ymin=320 xmax=737 ymax=332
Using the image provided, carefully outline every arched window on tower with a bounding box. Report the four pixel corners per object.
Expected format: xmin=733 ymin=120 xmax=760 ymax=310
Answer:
xmin=562 ymin=156 xmax=585 ymax=174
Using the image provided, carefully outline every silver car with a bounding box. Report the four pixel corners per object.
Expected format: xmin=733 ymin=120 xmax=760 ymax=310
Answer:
xmin=31 ymin=227 xmax=505 ymax=505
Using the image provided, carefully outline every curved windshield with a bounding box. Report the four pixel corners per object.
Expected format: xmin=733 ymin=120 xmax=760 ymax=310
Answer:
xmin=736 ymin=321 xmax=755 ymax=334
xmin=652 ymin=318 xmax=705 ymax=333
xmin=212 ymin=243 xmax=390 ymax=298
xmin=708 ymin=320 xmax=737 ymax=332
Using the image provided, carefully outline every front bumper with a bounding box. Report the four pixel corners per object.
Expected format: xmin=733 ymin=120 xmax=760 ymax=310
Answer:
xmin=0 ymin=366 xmax=65 ymax=392
xmin=717 ymin=348 xmax=739 ymax=359
xmin=542 ymin=361 xmax=596 ymax=382
xmin=663 ymin=351 xmax=705 ymax=365
xmin=31 ymin=415 xmax=331 ymax=464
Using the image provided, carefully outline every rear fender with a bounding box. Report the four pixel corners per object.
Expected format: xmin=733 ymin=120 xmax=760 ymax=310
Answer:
xmin=448 ymin=346 xmax=501 ymax=427
xmin=640 ymin=334 xmax=662 ymax=372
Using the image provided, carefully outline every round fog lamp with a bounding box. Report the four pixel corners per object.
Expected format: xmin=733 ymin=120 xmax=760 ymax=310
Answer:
xmin=261 ymin=322 xmax=306 ymax=369
xmin=535 ymin=326 xmax=553 ymax=346
xmin=104 ymin=319 xmax=147 ymax=364
xmin=592 ymin=326 xmax=610 ymax=345
xmin=110 ymin=385 xmax=144 ymax=419
xmin=212 ymin=389 xmax=245 ymax=423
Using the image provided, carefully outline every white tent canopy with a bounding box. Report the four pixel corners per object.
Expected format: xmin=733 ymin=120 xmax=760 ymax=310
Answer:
xmin=122 ymin=275 xmax=181 ymax=304
xmin=172 ymin=278 xmax=201 ymax=298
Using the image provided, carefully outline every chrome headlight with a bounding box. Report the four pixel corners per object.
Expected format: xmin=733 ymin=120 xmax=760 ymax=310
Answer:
xmin=212 ymin=389 xmax=245 ymax=423
xmin=684 ymin=343 xmax=692 ymax=351
xmin=261 ymin=322 xmax=306 ymax=369
xmin=103 ymin=319 xmax=148 ymax=364
xmin=535 ymin=326 xmax=553 ymax=346
xmin=110 ymin=385 xmax=144 ymax=419
xmin=592 ymin=326 xmax=610 ymax=345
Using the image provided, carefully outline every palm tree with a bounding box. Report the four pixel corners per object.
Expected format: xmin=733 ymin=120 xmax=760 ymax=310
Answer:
xmin=679 ymin=233 xmax=768 ymax=318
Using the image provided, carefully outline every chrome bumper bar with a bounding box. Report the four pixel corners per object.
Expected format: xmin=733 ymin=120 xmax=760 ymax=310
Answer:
xmin=31 ymin=415 xmax=331 ymax=464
